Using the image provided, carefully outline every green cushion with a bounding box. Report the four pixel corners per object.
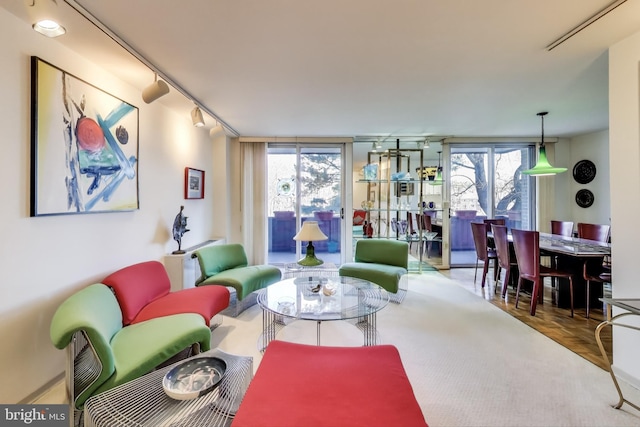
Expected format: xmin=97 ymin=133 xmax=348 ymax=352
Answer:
xmin=339 ymin=263 xmax=406 ymax=294
xmin=194 ymin=244 xmax=248 ymax=283
xmin=96 ymin=313 xmax=211 ymax=396
xmin=49 ymin=284 xmax=123 ymax=409
xmin=199 ymin=265 xmax=282 ymax=300
xmin=354 ymin=239 xmax=409 ymax=269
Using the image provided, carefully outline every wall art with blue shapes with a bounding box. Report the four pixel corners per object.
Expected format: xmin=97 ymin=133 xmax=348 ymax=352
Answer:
xmin=30 ymin=57 xmax=139 ymax=216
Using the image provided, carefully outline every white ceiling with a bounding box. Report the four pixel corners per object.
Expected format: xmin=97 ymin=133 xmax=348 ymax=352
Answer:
xmin=5 ymin=0 xmax=640 ymax=140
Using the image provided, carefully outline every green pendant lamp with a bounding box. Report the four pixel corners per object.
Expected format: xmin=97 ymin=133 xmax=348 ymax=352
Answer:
xmin=430 ymin=151 xmax=443 ymax=185
xmin=522 ymin=112 xmax=567 ymax=176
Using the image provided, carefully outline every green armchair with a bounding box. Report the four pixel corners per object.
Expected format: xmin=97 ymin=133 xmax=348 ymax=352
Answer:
xmin=50 ymin=283 xmax=211 ymax=421
xmin=339 ymin=239 xmax=409 ymax=303
xmin=193 ymin=243 xmax=282 ymax=316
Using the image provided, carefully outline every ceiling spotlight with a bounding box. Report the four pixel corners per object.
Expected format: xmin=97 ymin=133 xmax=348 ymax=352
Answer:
xmin=29 ymin=0 xmax=66 ymax=37
xmin=191 ymin=106 xmax=205 ymax=127
xmin=142 ymin=73 xmax=170 ymax=104
xmin=209 ymin=122 xmax=225 ymax=138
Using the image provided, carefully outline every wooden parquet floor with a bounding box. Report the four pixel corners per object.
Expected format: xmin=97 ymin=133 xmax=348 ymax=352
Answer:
xmin=440 ymin=268 xmax=612 ymax=371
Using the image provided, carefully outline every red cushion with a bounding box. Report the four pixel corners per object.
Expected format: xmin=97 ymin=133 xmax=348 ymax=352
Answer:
xmin=132 ymin=285 xmax=230 ymax=326
xmin=232 ymin=341 xmax=428 ymax=427
xmin=103 ymin=261 xmax=171 ymax=325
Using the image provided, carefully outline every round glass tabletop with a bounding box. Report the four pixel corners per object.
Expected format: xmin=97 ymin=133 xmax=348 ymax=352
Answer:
xmin=257 ymin=276 xmax=389 ymax=321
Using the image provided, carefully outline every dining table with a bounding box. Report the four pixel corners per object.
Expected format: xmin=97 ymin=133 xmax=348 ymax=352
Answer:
xmin=537 ymin=232 xmax=611 ymax=309
xmin=489 ymin=230 xmax=611 ymax=309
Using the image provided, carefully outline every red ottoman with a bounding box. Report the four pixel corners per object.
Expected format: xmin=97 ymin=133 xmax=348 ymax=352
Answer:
xmin=232 ymin=341 xmax=428 ymax=427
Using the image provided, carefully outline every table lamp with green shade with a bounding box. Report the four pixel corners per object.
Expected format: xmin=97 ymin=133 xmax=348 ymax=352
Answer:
xmin=293 ymin=221 xmax=328 ymax=266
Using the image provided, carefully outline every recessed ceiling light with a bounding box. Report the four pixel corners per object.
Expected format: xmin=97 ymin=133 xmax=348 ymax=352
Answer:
xmin=32 ymin=19 xmax=66 ymax=38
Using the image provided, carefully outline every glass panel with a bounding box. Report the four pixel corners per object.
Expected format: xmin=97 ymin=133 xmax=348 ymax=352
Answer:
xmin=494 ymin=146 xmax=532 ymax=230
xmin=267 ymin=145 xmax=343 ymax=267
xmin=267 ymin=147 xmax=297 ymax=259
xmin=450 ymin=148 xmax=489 ymax=266
xmin=449 ymin=145 xmax=535 ymax=266
xmin=300 ymin=147 xmax=342 ymax=265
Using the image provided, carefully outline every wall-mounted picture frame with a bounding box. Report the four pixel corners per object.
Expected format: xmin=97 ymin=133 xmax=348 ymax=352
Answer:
xmin=30 ymin=57 xmax=139 ymax=216
xmin=185 ymin=167 xmax=205 ymax=199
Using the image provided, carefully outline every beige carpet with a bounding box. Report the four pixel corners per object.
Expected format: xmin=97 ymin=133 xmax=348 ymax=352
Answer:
xmin=210 ymin=272 xmax=640 ymax=427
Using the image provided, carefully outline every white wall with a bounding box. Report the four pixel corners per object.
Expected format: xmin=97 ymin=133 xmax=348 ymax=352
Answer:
xmin=568 ymin=130 xmax=611 ymax=226
xmin=609 ymin=30 xmax=640 ymax=388
xmin=0 ymin=9 xmax=222 ymax=402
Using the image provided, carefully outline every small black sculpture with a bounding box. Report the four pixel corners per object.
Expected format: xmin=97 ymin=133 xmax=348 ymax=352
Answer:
xmin=172 ymin=205 xmax=190 ymax=254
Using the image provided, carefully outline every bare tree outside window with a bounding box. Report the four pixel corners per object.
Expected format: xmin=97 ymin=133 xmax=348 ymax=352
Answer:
xmin=451 ymin=149 xmax=526 ymax=218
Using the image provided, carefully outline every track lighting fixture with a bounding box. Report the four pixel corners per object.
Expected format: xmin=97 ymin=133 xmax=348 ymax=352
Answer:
xmin=28 ymin=0 xmax=66 ymax=37
xmin=417 ymin=139 xmax=429 ymax=149
xmin=209 ymin=122 xmax=225 ymax=138
xmin=142 ymin=73 xmax=170 ymax=104
xmin=191 ymin=106 xmax=205 ymax=127
xmin=521 ymin=112 xmax=567 ymax=176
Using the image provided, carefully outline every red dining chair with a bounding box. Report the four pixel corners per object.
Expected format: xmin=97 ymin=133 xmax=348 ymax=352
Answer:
xmin=491 ymin=224 xmax=518 ymax=298
xmin=470 ymin=222 xmax=497 ymax=289
xmin=577 ymin=223 xmax=611 ymax=318
xmin=548 ymin=220 xmax=574 ymax=287
xmin=551 ymin=220 xmax=574 ymax=237
xmin=421 ymin=214 xmax=441 ymax=258
xmin=583 ymin=259 xmax=611 ymax=319
xmin=511 ymin=229 xmax=575 ymax=317
xmin=577 ymin=223 xmax=610 ymax=242
xmin=484 ymin=218 xmax=506 ymax=254
xmin=483 ymin=218 xmax=506 ymax=227
xmin=406 ymin=213 xmax=421 ymax=252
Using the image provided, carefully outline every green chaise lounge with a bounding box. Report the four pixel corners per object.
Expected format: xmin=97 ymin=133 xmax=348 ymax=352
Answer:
xmin=192 ymin=243 xmax=282 ymax=316
xmin=339 ymin=239 xmax=409 ymax=303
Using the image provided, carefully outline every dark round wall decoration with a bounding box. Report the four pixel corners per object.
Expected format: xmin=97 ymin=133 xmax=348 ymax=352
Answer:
xmin=575 ymin=189 xmax=594 ymax=208
xmin=572 ymin=160 xmax=596 ymax=184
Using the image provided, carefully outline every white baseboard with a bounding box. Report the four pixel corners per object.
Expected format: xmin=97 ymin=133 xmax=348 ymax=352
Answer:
xmin=29 ymin=377 xmax=67 ymax=404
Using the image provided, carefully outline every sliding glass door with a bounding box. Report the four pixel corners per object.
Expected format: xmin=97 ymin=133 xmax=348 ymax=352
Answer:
xmin=267 ymin=144 xmax=345 ymax=266
xmin=449 ymin=144 xmax=535 ymax=266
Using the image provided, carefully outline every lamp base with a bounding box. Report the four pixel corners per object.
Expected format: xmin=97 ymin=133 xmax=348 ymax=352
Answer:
xmin=297 ymin=241 xmax=324 ymax=266
xmin=297 ymin=255 xmax=324 ymax=266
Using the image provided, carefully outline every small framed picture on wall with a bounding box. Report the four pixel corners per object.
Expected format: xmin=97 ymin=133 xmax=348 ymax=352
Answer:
xmin=185 ymin=167 xmax=205 ymax=199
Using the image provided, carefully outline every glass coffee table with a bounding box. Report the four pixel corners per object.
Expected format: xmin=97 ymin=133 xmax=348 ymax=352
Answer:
xmin=257 ymin=276 xmax=389 ymax=352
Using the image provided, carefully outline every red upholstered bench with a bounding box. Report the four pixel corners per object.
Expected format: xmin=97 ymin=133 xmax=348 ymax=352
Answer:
xmin=232 ymin=341 xmax=428 ymax=427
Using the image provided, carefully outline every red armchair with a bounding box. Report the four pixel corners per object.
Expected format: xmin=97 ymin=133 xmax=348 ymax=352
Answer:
xmin=102 ymin=260 xmax=230 ymax=326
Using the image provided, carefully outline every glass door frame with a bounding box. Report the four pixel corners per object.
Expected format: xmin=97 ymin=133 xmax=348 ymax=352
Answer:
xmin=444 ymin=141 xmax=537 ymax=267
xmin=267 ymin=142 xmax=348 ymax=266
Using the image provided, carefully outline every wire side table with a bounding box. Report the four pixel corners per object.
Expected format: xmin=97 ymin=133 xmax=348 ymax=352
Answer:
xmin=84 ymin=349 xmax=253 ymax=427
xmin=595 ymin=298 xmax=640 ymax=412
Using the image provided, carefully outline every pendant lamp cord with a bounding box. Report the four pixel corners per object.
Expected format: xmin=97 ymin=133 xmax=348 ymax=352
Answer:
xmin=538 ymin=111 xmax=548 ymax=148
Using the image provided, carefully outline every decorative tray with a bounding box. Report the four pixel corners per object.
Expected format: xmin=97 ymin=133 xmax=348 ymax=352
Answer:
xmin=162 ymin=357 xmax=226 ymax=400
